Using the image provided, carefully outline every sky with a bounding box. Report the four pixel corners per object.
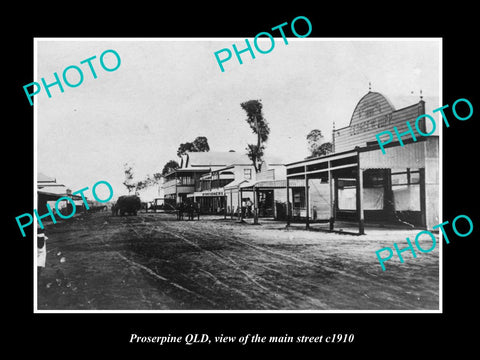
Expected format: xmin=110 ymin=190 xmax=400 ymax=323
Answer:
xmin=36 ymin=38 xmax=440 ymax=199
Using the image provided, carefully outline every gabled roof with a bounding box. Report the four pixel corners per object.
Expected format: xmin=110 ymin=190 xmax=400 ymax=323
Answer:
xmin=181 ymin=151 xmax=252 ymax=168
xmin=37 ymin=185 xmax=68 ymax=196
xmin=261 ymin=155 xmax=285 ymax=165
xmin=38 ymin=188 xmax=82 ymax=200
xmin=224 ymin=179 xmax=250 ymax=190
xmin=38 ymin=172 xmax=56 ymax=183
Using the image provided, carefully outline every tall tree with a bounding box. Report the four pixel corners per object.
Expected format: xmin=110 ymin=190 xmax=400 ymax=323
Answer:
xmin=135 ymin=180 xmax=147 ymax=191
xmin=151 ymin=172 xmax=163 ymax=183
xmin=177 ymin=136 xmax=210 ymax=157
xmin=122 ymin=162 xmax=137 ymax=194
xmin=306 ymin=129 xmax=333 ymax=158
xmin=162 ymin=160 xmax=179 ymax=175
xmin=177 ymin=142 xmax=196 ymax=157
xmin=193 ymin=136 xmax=210 ymax=152
xmin=240 ymin=99 xmax=270 ymax=172
xmin=135 ymin=172 xmax=164 ymax=192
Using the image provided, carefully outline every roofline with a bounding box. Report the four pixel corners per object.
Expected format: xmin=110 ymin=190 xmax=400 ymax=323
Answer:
xmin=286 ymin=149 xmax=358 ymax=167
xmin=336 ymin=100 xmax=423 ymax=132
xmin=164 ymin=167 xmax=212 ymax=177
xmin=224 ymin=179 xmax=249 ymax=189
xmin=287 ymin=136 xmax=434 ymax=168
xmin=37 ymin=174 xmax=57 ymax=182
xmin=163 ymin=170 xmax=176 ymax=177
xmin=357 ymin=134 xmax=431 ymax=153
xmin=213 ymin=165 xmax=235 ymax=172
xmin=348 ymin=91 xmax=397 ymax=126
xmin=38 ymin=190 xmax=82 ymax=200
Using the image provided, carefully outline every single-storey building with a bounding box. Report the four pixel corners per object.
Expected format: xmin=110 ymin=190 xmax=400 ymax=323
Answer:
xmin=37 ymin=172 xmax=84 ymax=215
xmin=285 ymin=91 xmax=440 ymax=233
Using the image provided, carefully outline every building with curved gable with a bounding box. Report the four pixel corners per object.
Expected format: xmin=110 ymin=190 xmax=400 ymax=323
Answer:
xmin=334 ymin=91 xmax=430 ymax=153
xmin=285 ymin=90 xmax=439 ymax=232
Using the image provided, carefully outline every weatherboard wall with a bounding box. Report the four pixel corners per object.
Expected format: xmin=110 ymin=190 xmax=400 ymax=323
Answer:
xmin=334 ymin=92 xmax=426 ymax=153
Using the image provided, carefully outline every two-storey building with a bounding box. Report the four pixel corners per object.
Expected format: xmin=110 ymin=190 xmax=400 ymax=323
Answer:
xmin=162 ymin=151 xmax=253 ymax=207
xmin=187 ymin=155 xmax=252 ymax=214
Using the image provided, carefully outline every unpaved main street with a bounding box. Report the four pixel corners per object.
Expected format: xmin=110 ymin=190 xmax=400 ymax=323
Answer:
xmin=37 ymin=212 xmax=439 ymax=310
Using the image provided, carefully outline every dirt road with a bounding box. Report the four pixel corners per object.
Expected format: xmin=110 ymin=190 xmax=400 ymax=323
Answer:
xmin=37 ymin=212 xmax=439 ymax=310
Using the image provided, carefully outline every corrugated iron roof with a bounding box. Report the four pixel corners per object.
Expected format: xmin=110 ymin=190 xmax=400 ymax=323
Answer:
xmin=180 ymin=151 xmax=285 ymax=169
xmin=182 ymin=151 xmax=251 ymax=168
xmin=38 ymin=189 xmax=82 ymax=200
xmin=224 ymin=179 xmax=250 ymax=190
xmin=239 ymin=179 xmax=305 ymax=189
xmin=38 ymin=172 xmax=56 ymax=182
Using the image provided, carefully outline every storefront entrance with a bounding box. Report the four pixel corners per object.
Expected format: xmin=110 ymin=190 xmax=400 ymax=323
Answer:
xmin=335 ymin=168 xmax=424 ymax=226
xmin=257 ymin=190 xmax=274 ymax=217
xmin=197 ymin=195 xmax=226 ymax=214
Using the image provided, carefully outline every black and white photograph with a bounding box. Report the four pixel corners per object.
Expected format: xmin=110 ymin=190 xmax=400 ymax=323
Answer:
xmin=33 ymin=38 xmax=441 ymax=312
xmin=8 ymin=6 xmax=479 ymax=355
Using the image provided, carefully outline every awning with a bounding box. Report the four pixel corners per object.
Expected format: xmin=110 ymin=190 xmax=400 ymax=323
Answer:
xmin=38 ymin=189 xmax=82 ymax=200
xmin=224 ymin=179 xmax=250 ymax=190
xmin=239 ymin=179 xmax=305 ymax=190
xmin=187 ymin=189 xmax=225 ymax=198
xmin=359 ymin=140 xmax=426 ymax=169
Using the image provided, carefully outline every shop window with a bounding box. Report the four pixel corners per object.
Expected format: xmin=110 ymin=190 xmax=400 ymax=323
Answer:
xmin=410 ymin=170 xmax=420 ymax=184
xmin=363 ymin=170 xmax=385 ymax=188
xmin=337 ymin=178 xmax=356 ymax=189
xmin=307 ymin=161 xmax=328 ymax=172
xmin=391 ymin=168 xmax=421 ymax=211
xmin=287 ymin=166 xmax=304 ymax=175
xmin=178 ymin=176 xmax=195 ymax=186
xmin=330 ymin=155 xmax=357 ymax=168
xmin=292 ymin=189 xmax=305 ymax=208
xmin=392 ymin=173 xmax=408 ymax=185
xmin=391 ymin=168 xmax=421 ymax=185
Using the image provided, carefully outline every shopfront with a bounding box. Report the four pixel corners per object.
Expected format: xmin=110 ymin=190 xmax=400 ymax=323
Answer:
xmin=188 ymin=190 xmax=226 ymax=214
xmin=285 ymin=91 xmax=439 ymax=233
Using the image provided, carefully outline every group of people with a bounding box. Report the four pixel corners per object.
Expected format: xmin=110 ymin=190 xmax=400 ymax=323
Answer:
xmin=176 ymin=201 xmax=200 ymax=221
xmin=241 ymin=198 xmax=254 ymax=218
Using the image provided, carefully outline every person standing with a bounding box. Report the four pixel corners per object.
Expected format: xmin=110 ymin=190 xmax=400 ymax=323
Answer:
xmin=246 ymin=198 xmax=253 ymax=218
xmin=37 ymin=226 xmax=48 ymax=278
xmin=111 ymin=202 xmax=118 ymax=216
xmin=195 ymin=202 xmax=200 ymax=220
xmin=177 ymin=202 xmax=184 ymax=220
xmin=187 ymin=202 xmax=194 ymax=221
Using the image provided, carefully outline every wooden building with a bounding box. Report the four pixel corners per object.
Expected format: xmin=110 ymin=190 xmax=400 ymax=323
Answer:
xmin=37 ymin=173 xmax=83 ymax=215
xmin=223 ymin=159 xmax=286 ymax=219
xmin=189 ymin=157 xmax=285 ymax=216
xmin=162 ymin=151 xmax=252 ymax=206
xmin=285 ymin=91 xmax=439 ymax=233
